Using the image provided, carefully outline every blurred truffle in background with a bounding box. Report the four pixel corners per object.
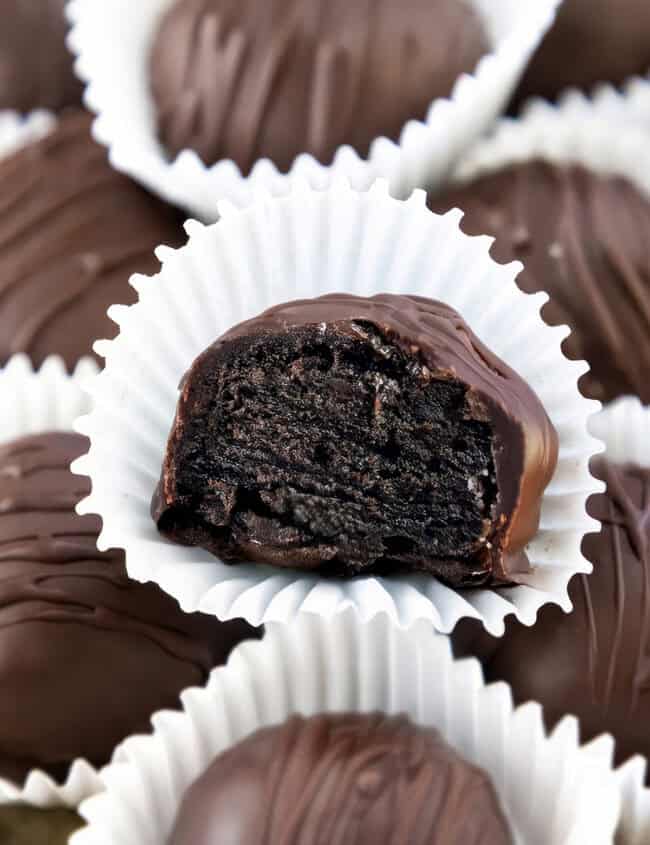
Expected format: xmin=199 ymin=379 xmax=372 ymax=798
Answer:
xmin=0 ymin=0 xmax=83 ymax=112
xmin=512 ymin=0 xmax=650 ymax=108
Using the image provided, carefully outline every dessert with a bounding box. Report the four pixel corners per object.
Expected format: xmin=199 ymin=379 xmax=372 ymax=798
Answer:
xmin=0 ymin=109 xmax=183 ymax=370
xmin=0 ymin=431 xmax=258 ymax=783
xmin=169 ymin=713 xmax=513 ymax=844
xmin=149 ymin=0 xmax=489 ymax=173
xmin=430 ymin=160 xmax=650 ymax=404
xmin=153 ymin=293 xmax=557 ymax=585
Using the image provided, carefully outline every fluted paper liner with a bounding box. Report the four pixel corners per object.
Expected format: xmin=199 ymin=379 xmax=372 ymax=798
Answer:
xmin=453 ymin=86 xmax=650 ymax=196
xmin=66 ymin=0 xmax=560 ymax=220
xmin=0 ymin=110 xmax=55 ymax=161
xmin=74 ymin=179 xmax=600 ymax=637
xmin=0 ymin=355 xmax=102 ymax=808
xmin=70 ymin=611 xmax=620 ymax=844
xmin=586 ymin=399 xmax=650 ymax=844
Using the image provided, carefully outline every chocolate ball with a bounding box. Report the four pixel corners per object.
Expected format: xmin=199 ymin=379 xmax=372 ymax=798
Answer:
xmin=430 ymin=161 xmax=650 ymax=404
xmin=149 ymin=0 xmax=488 ymax=173
xmin=0 ymin=431 xmax=259 ymax=783
xmin=470 ymin=458 xmax=650 ymax=771
xmin=170 ymin=713 xmax=513 ymax=844
xmin=0 ymin=109 xmax=184 ymax=371
xmin=512 ymin=0 xmax=650 ymax=107
xmin=0 ymin=0 xmax=83 ymax=112
xmin=153 ymin=293 xmax=557 ymax=586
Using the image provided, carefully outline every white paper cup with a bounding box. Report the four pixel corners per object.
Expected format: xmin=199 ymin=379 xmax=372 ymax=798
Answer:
xmin=590 ymin=397 xmax=650 ymax=467
xmin=0 ymin=354 xmax=102 ymax=808
xmin=69 ymin=610 xmax=621 ymax=845
xmin=66 ymin=0 xmax=561 ymax=221
xmin=74 ymin=179 xmax=601 ymax=637
xmin=0 ymin=110 xmax=55 ymax=160
xmin=452 ymin=84 xmax=650 ymax=196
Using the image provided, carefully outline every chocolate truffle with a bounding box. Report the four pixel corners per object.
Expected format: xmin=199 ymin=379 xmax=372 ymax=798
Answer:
xmin=0 ymin=431 xmax=258 ymax=784
xmin=149 ymin=0 xmax=489 ymax=173
xmin=0 ymin=806 xmax=82 ymax=845
xmin=0 ymin=109 xmax=183 ymax=371
xmin=512 ymin=0 xmax=650 ymax=108
xmin=153 ymin=294 xmax=558 ymax=586
xmin=0 ymin=0 xmax=83 ymax=112
xmin=430 ymin=161 xmax=650 ymax=404
xmin=469 ymin=458 xmax=650 ymax=770
xmin=169 ymin=713 xmax=513 ymax=844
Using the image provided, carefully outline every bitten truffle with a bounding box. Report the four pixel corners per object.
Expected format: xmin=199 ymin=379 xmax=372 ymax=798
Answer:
xmin=465 ymin=458 xmax=650 ymax=771
xmin=430 ymin=161 xmax=650 ymax=404
xmin=169 ymin=713 xmax=513 ymax=844
xmin=0 ymin=0 xmax=83 ymax=112
xmin=153 ymin=294 xmax=558 ymax=586
xmin=149 ymin=0 xmax=488 ymax=173
xmin=0 ymin=109 xmax=183 ymax=371
xmin=0 ymin=431 xmax=258 ymax=784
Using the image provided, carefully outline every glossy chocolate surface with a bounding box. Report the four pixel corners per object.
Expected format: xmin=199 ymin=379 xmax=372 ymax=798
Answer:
xmin=170 ymin=713 xmax=513 ymax=844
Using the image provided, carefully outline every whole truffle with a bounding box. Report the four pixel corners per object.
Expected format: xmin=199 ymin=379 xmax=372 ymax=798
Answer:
xmin=149 ymin=0 xmax=489 ymax=173
xmin=430 ymin=161 xmax=650 ymax=404
xmin=169 ymin=713 xmax=513 ymax=844
xmin=471 ymin=458 xmax=650 ymax=771
xmin=0 ymin=0 xmax=83 ymax=112
xmin=512 ymin=0 xmax=650 ymax=107
xmin=153 ymin=293 xmax=558 ymax=586
xmin=0 ymin=109 xmax=183 ymax=371
xmin=0 ymin=431 xmax=258 ymax=783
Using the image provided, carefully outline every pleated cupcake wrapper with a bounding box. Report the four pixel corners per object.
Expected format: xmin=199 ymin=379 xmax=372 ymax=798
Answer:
xmin=0 ymin=355 xmax=102 ymax=808
xmin=586 ymin=399 xmax=650 ymax=845
xmin=70 ymin=611 xmax=621 ymax=845
xmin=590 ymin=397 xmax=650 ymax=468
xmin=0 ymin=110 xmax=56 ymax=160
xmin=453 ymin=85 xmax=650 ymax=195
xmin=74 ymin=179 xmax=601 ymax=637
xmin=66 ymin=0 xmax=560 ymax=221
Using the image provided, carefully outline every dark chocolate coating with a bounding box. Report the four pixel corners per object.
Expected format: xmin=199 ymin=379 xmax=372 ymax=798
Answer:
xmin=467 ymin=458 xmax=650 ymax=771
xmin=512 ymin=0 xmax=650 ymax=108
xmin=430 ymin=161 xmax=650 ymax=404
xmin=169 ymin=713 xmax=513 ymax=844
xmin=149 ymin=0 xmax=488 ymax=173
xmin=153 ymin=293 xmax=557 ymax=586
xmin=0 ymin=805 xmax=82 ymax=844
xmin=0 ymin=109 xmax=183 ymax=371
xmin=0 ymin=0 xmax=83 ymax=112
xmin=0 ymin=431 xmax=258 ymax=784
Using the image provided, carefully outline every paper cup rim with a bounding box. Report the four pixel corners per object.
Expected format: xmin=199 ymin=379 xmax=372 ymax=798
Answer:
xmin=69 ymin=610 xmax=621 ymax=845
xmin=452 ymin=82 xmax=650 ymax=195
xmin=66 ymin=0 xmax=561 ymax=219
xmin=0 ymin=109 xmax=56 ymax=161
xmin=74 ymin=178 xmax=602 ymax=637
xmin=0 ymin=354 xmax=102 ymax=807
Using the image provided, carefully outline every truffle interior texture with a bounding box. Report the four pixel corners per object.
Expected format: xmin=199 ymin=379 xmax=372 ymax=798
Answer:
xmin=160 ymin=322 xmax=498 ymax=583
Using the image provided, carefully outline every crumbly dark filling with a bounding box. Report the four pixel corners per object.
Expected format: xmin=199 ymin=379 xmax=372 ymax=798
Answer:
xmin=160 ymin=323 xmax=499 ymax=583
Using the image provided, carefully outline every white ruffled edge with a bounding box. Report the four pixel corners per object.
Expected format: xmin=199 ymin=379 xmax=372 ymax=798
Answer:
xmin=0 ymin=355 xmax=102 ymax=808
xmin=73 ymin=178 xmax=602 ymax=638
xmin=0 ymin=110 xmax=56 ymax=160
xmin=69 ymin=611 xmax=621 ymax=844
xmin=453 ymin=82 xmax=650 ymax=195
xmin=66 ymin=0 xmax=561 ymax=220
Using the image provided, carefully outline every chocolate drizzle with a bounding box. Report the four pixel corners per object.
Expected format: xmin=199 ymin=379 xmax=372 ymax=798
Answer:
xmin=150 ymin=0 xmax=488 ymax=173
xmin=430 ymin=161 xmax=650 ymax=404
xmin=169 ymin=713 xmax=513 ymax=844
xmin=0 ymin=431 xmax=257 ymax=783
xmin=0 ymin=110 xmax=183 ymax=371
xmin=472 ymin=458 xmax=650 ymax=770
